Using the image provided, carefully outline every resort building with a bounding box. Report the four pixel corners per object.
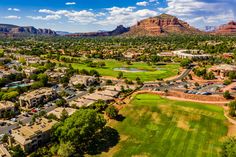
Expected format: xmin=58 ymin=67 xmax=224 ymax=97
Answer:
xmin=11 ymin=118 xmax=57 ymax=153
xmin=0 ymin=101 xmax=15 ymax=117
xmin=19 ymin=88 xmax=57 ymax=108
xmin=172 ymin=50 xmax=212 ymax=60
xmin=209 ymin=64 xmax=236 ymax=78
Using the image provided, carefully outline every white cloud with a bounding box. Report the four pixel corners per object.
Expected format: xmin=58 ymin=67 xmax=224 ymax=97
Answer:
xmin=136 ymin=1 xmax=149 ymax=6
xmin=8 ymin=8 xmax=20 ymax=12
xmin=4 ymin=15 xmax=21 ymax=19
xmin=27 ymin=14 xmax=61 ymax=20
xmin=37 ymin=9 xmax=97 ymax=23
xmin=97 ymin=7 xmax=158 ymax=26
xmin=65 ymin=2 xmax=76 ymax=5
xmin=159 ymin=0 xmax=235 ymax=29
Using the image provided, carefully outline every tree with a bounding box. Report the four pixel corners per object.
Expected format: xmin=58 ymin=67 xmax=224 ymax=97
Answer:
xmin=31 ymin=81 xmax=44 ymax=89
xmin=224 ymin=79 xmax=232 ymax=85
xmin=228 ymin=101 xmax=236 ymax=117
xmin=37 ymin=73 xmax=48 ymax=86
xmin=224 ymin=91 xmax=232 ymax=100
xmin=2 ymin=91 xmax=19 ymax=101
xmin=180 ymin=59 xmax=191 ymax=68
xmin=221 ymin=137 xmax=236 ymax=157
xmin=105 ymin=106 xmax=118 ymax=119
xmin=57 ymin=142 xmax=75 ymax=157
xmin=60 ymin=109 xmax=68 ymax=121
xmin=11 ymin=145 xmax=26 ymax=157
xmin=117 ymin=72 xmax=123 ymax=79
xmin=53 ymin=109 xmax=106 ymax=148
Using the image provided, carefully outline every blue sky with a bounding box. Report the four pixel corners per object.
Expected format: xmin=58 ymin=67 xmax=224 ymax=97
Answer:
xmin=0 ymin=0 xmax=235 ymax=32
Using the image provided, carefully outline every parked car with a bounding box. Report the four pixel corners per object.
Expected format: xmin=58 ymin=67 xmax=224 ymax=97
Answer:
xmin=201 ymin=92 xmax=212 ymax=95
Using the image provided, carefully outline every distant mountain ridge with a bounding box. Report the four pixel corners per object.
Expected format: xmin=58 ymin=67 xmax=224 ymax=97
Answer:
xmin=66 ymin=25 xmax=130 ymax=37
xmin=0 ymin=24 xmax=57 ymax=36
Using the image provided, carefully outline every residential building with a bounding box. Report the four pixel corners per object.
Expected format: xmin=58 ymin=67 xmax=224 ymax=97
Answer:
xmin=47 ymin=107 xmax=77 ymax=119
xmin=0 ymin=144 xmax=11 ymax=157
xmin=11 ymin=118 xmax=57 ymax=153
xmin=19 ymin=88 xmax=57 ymax=108
xmin=0 ymin=101 xmax=15 ymax=117
xmin=22 ymin=67 xmax=38 ymax=77
xmin=70 ymin=75 xmax=98 ymax=86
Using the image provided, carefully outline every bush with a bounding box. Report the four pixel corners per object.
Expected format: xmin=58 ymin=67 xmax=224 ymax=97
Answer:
xmin=105 ymin=105 xmax=118 ymax=119
xmin=224 ymin=91 xmax=232 ymax=100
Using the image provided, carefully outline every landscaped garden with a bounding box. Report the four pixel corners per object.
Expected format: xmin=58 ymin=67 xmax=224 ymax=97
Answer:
xmin=70 ymin=59 xmax=180 ymax=81
xmin=101 ymin=94 xmax=228 ymax=157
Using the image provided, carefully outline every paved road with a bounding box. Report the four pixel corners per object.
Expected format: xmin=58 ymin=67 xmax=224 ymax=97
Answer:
xmin=144 ymin=66 xmax=194 ymax=85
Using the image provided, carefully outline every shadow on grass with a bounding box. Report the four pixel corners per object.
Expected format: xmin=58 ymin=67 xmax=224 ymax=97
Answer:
xmin=86 ymin=126 xmax=120 ymax=155
xmin=116 ymin=114 xmax=126 ymax=122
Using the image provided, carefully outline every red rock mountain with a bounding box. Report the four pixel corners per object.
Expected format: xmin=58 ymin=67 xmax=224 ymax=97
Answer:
xmin=125 ymin=14 xmax=202 ymax=36
xmin=214 ymin=21 xmax=236 ymax=35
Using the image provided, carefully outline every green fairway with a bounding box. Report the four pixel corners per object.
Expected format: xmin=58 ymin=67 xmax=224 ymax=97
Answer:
xmin=70 ymin=59 xmax=179 ymax=81
xmin=102 ymin=94 xmax=227 ymax=157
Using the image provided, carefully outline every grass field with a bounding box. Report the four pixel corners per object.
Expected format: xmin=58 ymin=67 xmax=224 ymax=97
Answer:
xmin=101 ymin=94 xmax=228 ymax=157
xmin=70 ymin=59 xmax=179 ymax=81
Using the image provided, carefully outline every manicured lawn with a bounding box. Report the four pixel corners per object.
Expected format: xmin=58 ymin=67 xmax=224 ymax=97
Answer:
xmin=70 ymin=59 xmax=179 ymax=81
xmin=101 ymin=94 xmax=227 ymax=157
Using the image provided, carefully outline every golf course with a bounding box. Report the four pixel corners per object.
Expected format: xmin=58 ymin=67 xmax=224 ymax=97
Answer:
xmin=101 ymin=94 xmax=228 ymax=157
xmin=70 ymin=59 xmax=180 ymax=81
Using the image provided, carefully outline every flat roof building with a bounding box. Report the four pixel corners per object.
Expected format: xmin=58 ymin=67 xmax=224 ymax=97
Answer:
xmin=11 ymin=118 xmax=57 ymax=153
xmin=173 ymin=50 xmax=211 ymax=60
xmin=19 ymin=88 xmax=57 ymax=109
xmin=0 ymin=101 xmax=15 ymax=118
xmin=0 ymin=144 xmax=11 ymax=157
xmin=47 ymin=107 xmax=77 ymax=119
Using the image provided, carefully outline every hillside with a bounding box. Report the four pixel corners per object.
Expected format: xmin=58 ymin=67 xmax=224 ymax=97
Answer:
xmin=214 ymin=21 xmax=236 ymax=35
xmin=0 ymin=24 xmax=57 ymax=36
xmin=125 ymin=14 xmax=202 ymax=36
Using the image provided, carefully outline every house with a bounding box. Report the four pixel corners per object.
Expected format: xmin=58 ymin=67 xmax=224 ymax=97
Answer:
xmin=45 ymin=71 xmax=65 ymax=82
xmin=22 ymin=67 xmax=38 ymax=77
xmin=0 ymin=68 xmax=20 ymax=79
xmin=70 ymin=75 xmax=98 ymax=86
xmin=0 ymin=101 xmax=15 ymax=117
xmin=19 ymin=88 xmax=57 ymax=109
xmin=209 ymin=64 xmax=236 ymax=78
xmin=11 ymin=118 xmax=57 ymax=153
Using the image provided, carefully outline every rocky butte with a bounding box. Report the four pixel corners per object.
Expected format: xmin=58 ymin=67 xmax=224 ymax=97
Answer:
xmin=214 ymin=21 xmax=236 ymax=35
xmin=125 ymin=13 xmax=202 ymax=36
xmin=0 ymin=24 xmax=57 ymax=37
